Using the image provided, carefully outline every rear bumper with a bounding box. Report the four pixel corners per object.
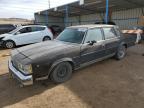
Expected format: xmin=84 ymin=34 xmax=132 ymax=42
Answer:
xmin=8 ymin=60 xmax=33 ymax=86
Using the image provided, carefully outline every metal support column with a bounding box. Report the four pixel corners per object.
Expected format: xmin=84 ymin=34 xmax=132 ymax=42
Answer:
xmin=78 ymin=16 xmax=81 ymax=25
xmin=105 ymin=0 xmax=109 ymax=24
xmin=141 ymin=8 xmax=144 ymax=16
xmin=46 ymin=11 xmax=48 ymax=26
xmin=65 ymin=5 xmax=69 ymax=27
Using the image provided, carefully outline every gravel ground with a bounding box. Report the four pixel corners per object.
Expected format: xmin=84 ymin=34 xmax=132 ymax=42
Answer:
xmin=0 ymin=44 xmax=144 ymax=108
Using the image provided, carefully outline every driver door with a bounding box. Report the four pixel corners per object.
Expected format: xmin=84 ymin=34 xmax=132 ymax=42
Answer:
xmin=14 ymin=27 xmax=32 ymax=45
xmin=80 ymin=28 xmax=106 ymax=65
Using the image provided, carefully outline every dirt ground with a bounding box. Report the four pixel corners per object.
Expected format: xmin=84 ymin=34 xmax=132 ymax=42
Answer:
xmin=0 ymin=44 xmax=144 ymax=108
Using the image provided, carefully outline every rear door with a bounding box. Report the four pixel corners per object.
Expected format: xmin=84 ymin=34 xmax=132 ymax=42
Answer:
xmin=30 ymin=26 xmax=46 ymax=42
xmin=80 ymin=28 xmax=106 ymax=64
xmin=102 ymin=27 xmax=120 ymax=55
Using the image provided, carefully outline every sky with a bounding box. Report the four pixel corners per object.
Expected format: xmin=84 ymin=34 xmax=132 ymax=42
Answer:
xmin=0 ymin=0 xmax=78 ymax=19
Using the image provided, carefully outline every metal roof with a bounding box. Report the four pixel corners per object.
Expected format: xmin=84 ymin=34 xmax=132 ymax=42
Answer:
xmin=35 ymin=0 xmax=144 ymax=18
xmin=68 ymin=24 xmax=116 ymax=28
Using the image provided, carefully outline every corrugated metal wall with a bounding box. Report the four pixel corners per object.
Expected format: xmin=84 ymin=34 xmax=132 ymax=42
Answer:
xmin=69 ymin=7 xmax=144 ymax=29
xmin=112 ymin=8 xmax=144 ymax=29
xmin=35 ymin=7 xmax=144 ymax=29
xmin=35 ymin=14 xmax=64 ymax=27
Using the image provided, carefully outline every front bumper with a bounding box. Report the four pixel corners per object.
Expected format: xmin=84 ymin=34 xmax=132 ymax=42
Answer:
xmin=8 ymin=60 xmax=33 ymax=86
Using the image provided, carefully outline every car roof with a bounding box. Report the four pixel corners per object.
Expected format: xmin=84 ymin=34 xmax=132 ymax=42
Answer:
xmin=68 ymin=24 xmax=116 ymax=29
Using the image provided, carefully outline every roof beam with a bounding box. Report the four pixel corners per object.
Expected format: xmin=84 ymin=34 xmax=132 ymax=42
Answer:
xmin=124 ymin=0 xmax=143 ymax=7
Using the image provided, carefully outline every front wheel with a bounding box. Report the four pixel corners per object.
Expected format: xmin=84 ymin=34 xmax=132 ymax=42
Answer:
xmin=115 ymin=45 xmax=126 ymax=60
xmin=50 ymin=62 xmax=72 ymax=83
xmin=4 ymin=40 xmax=15 ymax=49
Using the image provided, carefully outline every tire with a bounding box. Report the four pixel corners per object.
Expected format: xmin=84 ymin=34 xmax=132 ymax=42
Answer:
xmin=4 ymin=40 xmax=15 ymax=49
xmin=50 ymin=62 xmax=72 ymax=83
xmin=115 ymin=45 xmax=126 ymax=60
xmin=43 ymin=36 xmax=51 ymax=41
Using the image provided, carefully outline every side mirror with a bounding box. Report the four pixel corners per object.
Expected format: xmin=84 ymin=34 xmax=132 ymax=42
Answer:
xmin=87 ymin=40 xmax=96 ymax=46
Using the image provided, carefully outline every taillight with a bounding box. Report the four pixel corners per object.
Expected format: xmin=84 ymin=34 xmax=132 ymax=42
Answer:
xmin=48 ymin=28 xmax=52 ymax=33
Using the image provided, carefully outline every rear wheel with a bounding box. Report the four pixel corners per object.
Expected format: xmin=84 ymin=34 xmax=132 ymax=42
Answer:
xmin=50 ymin=62 xmax=72 ymax=83
xmin=43 ymin=36 xmax=51 ymax=41
xmin=4 ymin=40 xmax=15 ymax=49
xmin=115 ymin=45 xmax=126 ymax=60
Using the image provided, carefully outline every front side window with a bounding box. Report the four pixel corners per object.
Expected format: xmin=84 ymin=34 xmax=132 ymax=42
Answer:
xmin=18 ymin=27 xmax=32 ymax=34
xmin=56 ymin=28 xmax=87 ymax=44
xmin=103 ymin=27 xmax=117 ymax=39
xmin=8 ymin=28 xmax=19 ymax=34
xmin=84 ymin=28 xmax=103 ymax=43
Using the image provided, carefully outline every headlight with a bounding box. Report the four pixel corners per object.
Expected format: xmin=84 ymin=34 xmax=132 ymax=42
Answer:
xmin=18 ymin=63 xmax=33 ymax=74
xmin=23 ymin=65 xmax=33 ymax=74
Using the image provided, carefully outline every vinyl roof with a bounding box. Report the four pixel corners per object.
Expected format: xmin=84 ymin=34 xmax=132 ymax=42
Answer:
xmin=35 ymin=0 xmax=144 ymax=18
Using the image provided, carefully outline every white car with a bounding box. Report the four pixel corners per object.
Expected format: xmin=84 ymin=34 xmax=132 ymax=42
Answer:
xmin=0 ymin=25 xmax=53 ymax=48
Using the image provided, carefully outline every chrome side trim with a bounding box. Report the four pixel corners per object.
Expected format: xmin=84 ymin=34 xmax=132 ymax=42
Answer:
xmin=75 ymin=53 xmax=115 ymax=70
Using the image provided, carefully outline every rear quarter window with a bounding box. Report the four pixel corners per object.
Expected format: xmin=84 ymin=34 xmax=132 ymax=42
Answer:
xmin=103 ymin=27 xmax=117 ymax=39
xmin=31 ymin=27 xmax=45 ymax=32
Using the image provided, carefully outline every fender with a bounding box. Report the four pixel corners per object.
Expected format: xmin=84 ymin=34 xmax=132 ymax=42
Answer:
xmin=2 ymin=39 xmax=16 ymax=46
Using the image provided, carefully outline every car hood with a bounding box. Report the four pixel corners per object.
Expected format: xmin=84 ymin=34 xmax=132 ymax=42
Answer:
xmin=0 ymin=33 xmax=12 ymax=38
xmin=16 ymin=40 xmax=78 ymax=60
xmin=0 ymin=34 xmax=10 ymax=38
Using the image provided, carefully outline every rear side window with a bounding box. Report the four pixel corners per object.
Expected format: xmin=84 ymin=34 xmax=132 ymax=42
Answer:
xmin=31 ymin=27 xmax=45 ymax=32
xmin=114 ymin=27 xmax=121 ymax=36
xmin=85 ymin=28 xmax=103 ymax=43
xmin=103 ymin=27 xmax=117 ymax=39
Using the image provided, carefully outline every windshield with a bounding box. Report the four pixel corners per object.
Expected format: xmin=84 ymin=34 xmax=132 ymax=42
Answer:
xmin=56 ymin=28 xmax=87 ymax=44
xmin=8 ymin=27 xmax=19 ymax=34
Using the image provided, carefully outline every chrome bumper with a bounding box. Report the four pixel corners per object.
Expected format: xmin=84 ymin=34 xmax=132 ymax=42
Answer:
xmin=8 ymin=60 xmax=33 ymax=86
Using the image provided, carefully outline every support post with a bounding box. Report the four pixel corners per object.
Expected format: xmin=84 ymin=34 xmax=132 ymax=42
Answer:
xmin=141 ymin=8 xmax=144 ymax=16
xmin=78 ymin=16 xmax=81 ymax=25
xmin=46 ymin=11 xmax=48 ymax=26
xmin=65 ymin=5 xmax=69 ymax=27
xmin=105 ymin=0 xmax=109 ymax=24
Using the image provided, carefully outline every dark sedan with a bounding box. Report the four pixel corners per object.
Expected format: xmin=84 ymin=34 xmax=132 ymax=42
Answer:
xmin=0 ymin=24 xmax=16 ymax=34
xmin=9 ymin=24 xmax=129 ymax=86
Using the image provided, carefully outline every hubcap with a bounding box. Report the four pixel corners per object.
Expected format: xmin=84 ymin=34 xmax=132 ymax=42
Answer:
xmin=6 ymin=42 xmax=13 ymax=48
xmin=57 ymin=67 xmax=67 ymax=78
xmin=118 ymin=46 xmax=125 ymax=58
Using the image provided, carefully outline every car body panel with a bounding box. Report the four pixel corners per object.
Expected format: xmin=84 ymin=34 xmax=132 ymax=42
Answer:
xmin=9 ymin=24 xmax=129 ymax=86
xmin=0 ymin=25 xmax=53 ymax=46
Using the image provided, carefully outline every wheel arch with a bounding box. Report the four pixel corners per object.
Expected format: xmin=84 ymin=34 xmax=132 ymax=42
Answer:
xmin=4 ymin=39 xmax=16 ymax=46
xmin=48 ymin=58 xmax=75 ymax=77
xmin=43 ymin=36 xmax=51 ymax=41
